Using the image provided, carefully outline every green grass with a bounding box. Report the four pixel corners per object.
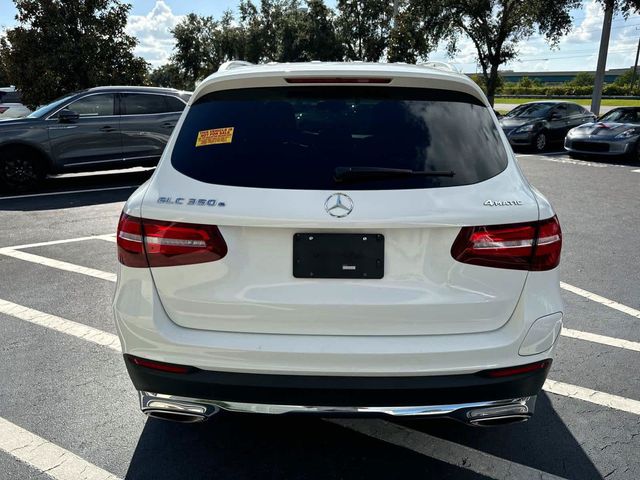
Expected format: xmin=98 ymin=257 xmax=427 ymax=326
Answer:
xmin=495 ymin=97 xmax=640 ymax=107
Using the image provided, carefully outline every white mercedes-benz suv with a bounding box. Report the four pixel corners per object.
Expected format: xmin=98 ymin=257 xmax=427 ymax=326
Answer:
xmin=114 ymin=61 xmax=563 ymax=426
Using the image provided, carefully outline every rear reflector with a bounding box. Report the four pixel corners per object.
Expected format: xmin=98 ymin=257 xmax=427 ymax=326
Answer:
xmin=451 ymin=216 xmax=561 ymax=271
xmin=117 ymin=213 xmax=228 ymax=268
xmin=285 ymin=77 xmax=392 ymax=84
xmin=127 ymin=355 xmax=194 ymax=374
xmin=481 ymin=359 xmax=552 ymax=378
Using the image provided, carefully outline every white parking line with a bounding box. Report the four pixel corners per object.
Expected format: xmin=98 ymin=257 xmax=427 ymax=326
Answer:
xmin=0 ymin=299 xmax=121 ymax=352
xmin=632 ymin=169 xmax=640 ymax=173
xmin=544 ymin=380 xmax=640 ymax=416
xmin=562 ymin=328 xmax=640 ymax=352
xmin=0 ymin=416 xmax=121 ymax=480
xmin=561 ymin=282 xmax=640 ymax=319
xmin=330 ymin=419 xmax=568 ymax=480
xmin=2 ymin=297 xmax=638 ymax=419
xmin=1 ymin=235 xmax=111 ymax=250
xmin=0 ymin=185 xmax=137 ymax=201
xmin=0 ymin=248 xmax=116 ymax=282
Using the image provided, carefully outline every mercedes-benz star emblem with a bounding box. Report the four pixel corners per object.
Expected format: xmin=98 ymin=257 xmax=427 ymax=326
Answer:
xmin=325 ymin=193 xmax=353 ymax=218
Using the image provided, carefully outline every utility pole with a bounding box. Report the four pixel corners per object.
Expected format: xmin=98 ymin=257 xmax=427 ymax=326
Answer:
xmin=591 ymin=0 xmax=614 ymax=116
xmin=631 ymin=35 xmax=640 ymax=91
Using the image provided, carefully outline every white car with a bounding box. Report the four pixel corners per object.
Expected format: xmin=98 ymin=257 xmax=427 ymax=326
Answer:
xmin=114 ymin=61 xmax=563 ymax=426
xmin=0 ymin=87 xmax=31 ymax=119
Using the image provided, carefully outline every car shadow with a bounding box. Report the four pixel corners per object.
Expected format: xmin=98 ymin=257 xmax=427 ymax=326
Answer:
xmin=0 ymin=168 xmax=153 ymax=211
xmin=124 ymin=393 xmax=600 ymax=480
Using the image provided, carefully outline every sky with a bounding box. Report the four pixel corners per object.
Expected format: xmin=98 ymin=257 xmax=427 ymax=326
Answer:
xmin=1 ymin=0 xmax=639 ymax=73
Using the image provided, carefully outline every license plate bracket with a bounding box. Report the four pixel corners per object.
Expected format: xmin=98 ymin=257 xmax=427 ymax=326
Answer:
xmin=293 ymin=233 xmax=384 ymax=279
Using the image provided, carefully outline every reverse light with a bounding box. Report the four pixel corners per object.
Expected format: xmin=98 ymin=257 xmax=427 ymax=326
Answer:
xmin=451 ymin=216 xmax=562 ymax=271
xmin=117 ymin=213 xmax=228 ymax=268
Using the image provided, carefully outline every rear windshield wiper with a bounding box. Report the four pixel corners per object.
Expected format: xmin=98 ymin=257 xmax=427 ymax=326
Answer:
xmin=334 ymin=166 xmax=455 ymax=184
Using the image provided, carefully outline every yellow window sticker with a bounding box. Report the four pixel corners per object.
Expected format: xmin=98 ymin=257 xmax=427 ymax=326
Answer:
xmin=196 ymin=127 xmax=234 ymax=147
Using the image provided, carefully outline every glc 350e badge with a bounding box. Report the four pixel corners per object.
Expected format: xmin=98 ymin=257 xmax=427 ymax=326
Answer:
xmin=325 ymin=193 xmax=353 ymax=218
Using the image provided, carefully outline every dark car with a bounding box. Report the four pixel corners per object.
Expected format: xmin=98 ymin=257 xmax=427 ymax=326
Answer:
xmin=499 ymin=101 xmax=596 ymax=152
xmin=564 ymin=107 xmax=640 ymax=162
xmin=0 ymin=86 xmax=191 ymax=192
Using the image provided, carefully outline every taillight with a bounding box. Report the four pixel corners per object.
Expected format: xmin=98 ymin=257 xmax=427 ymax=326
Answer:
xmin=117 ymin=213 xmax=228 ymax=268
xmin=0 ymin=107 xmax=9 ymax=114
xmin=451 ymin=216 xmax=561 ymax=271
xmin=285 ymin=77 xmax=392 ymax=84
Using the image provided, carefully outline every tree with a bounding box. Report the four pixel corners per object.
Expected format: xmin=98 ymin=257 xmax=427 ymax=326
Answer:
xmin=148 ymin=63 xmax=189 ymax=90
xmin=408 ymin=0 xmax=580 ymax=105
xmin=387 ymin=1 xmax=430 ymax=63
xmin=171 ymin=14 xmax=219 ymax=89
xmin=569 ymin=72 xmax=595 ymax=87
xmin=0 ymin=0 xmax=148 ymax=108
xmin=299 ymin=0 xmax=343 ymax=61
xmin=613 ymin=67 xmax=639 ymax=86
xmin=517 ymin=76 xmax=542 ymax=88
xmin=336 ymin=0 xmax=394 ymax=61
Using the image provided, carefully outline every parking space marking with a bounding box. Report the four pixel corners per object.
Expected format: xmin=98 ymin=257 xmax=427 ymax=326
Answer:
xmin=2 ymin=235 xmax=111 ymax=250
xmin=0 ymin=248 xmax=116 ymax=282
xmin=562 ymin=328 xmax=640 ymax=352
xmin=0 ymin=299 xmax=121 ymax=351
xmin=544 ymin=379 xmax=640 ymax=416
xmin=330 ymin=419 xmax=568 ymax=480
xmin=0 ymin=416 xmax=121 ymax=480
xmin=632 ymin=169 xmax=640 ymax=173
xmin=4 ymin=296 xmax=639 ymax=419
xmin=0 ymin=185 xmax=137 ymax=201
xmin=561 ymin=282 xmax=640 ymax=319
xmin=94 ymin=234 xmax=117 ymax=243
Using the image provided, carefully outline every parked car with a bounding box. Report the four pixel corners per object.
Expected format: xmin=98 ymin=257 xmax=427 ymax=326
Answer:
xmin=500 ymin=101 xmax=595 ymax=152
xmin=0 ymin=86 xmax=191 ymax=192
xmin=564 ymin=107 xmax=640 ymax=162
xmin=115 ymin=61 xmax=563 ymax=426
xmin=0 ymin=87 xmax=31 ymax=119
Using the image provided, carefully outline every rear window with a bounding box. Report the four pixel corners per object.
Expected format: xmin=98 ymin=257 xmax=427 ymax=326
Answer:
xmin=171 ymin=87 xmax=508 ymax=190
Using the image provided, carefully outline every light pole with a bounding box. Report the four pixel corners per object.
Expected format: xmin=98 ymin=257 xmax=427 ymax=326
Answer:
xmin=631 ymin=35 xmax=640 ymax=91
xmin=591 ymin=0 xmax=614 ymax=116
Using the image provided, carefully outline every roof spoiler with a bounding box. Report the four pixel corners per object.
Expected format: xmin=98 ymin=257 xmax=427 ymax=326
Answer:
xmin=217 ymin=61 xmax=254 ymax=72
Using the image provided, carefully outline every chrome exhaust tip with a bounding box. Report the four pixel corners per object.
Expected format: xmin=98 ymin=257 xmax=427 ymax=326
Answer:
xmin=465 ymin=396 xmax=535 ymax=427
xmin=139 ymin=391 xmax=219 ymax=423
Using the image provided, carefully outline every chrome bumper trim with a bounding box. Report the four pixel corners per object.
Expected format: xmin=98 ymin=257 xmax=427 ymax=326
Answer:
xmin=139 ymin=391 xmax=536 ymax=423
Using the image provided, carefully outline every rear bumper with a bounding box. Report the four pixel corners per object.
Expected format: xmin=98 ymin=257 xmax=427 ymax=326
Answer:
xmin=126 ymin=355 xmax=551 ymax=407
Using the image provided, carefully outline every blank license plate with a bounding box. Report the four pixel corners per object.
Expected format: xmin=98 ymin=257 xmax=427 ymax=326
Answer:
xmin=293 ymin=233 xmax=384 ymax=279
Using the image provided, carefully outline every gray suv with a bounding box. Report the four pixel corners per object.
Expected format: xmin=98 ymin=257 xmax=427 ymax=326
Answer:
xmin=0 ymin=86 xmax=190 ymax=192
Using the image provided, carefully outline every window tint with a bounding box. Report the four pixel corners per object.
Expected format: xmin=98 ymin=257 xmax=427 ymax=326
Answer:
xmin=600 ymin=109 xmax=639 ymax=123
xmin=165 ymin=95 xmax=186 ymax=112
xmin=0 ymin=91 xmax=21 ymax=103
xmin=171 ymin=87 xmax=508 ymax=191
xmin=552 ymin=104 xmax=568 ymax=118
xmin=122 ymin=94 xmax=168 ymax=115
xmin=566 ymin=104 xmax=585 ymax=115
xmin=506 ymin=103 xmax=554 ymax=118
xmin=66 ymin=94 xmax=114 ymax=117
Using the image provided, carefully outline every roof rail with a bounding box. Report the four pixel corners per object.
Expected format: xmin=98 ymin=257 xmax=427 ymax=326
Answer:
xmin=217 ymin=60 xmax=254 ymax=72
xmin=417 ymin=61 xmax=462 ymax=74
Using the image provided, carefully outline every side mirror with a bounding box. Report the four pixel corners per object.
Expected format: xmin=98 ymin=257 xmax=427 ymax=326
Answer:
xmin=58 ymin=109 xmax=79 ymax=123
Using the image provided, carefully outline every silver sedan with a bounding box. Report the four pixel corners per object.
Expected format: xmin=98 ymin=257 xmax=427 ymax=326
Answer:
xmin=564 ymin=107 xmax=640 ymax=162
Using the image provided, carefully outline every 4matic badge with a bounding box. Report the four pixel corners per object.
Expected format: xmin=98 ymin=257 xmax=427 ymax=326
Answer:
xmin=483 ymin=199 xmax=523 ymax=207
xmin=157 ymin=196 xmax=226 ymax=207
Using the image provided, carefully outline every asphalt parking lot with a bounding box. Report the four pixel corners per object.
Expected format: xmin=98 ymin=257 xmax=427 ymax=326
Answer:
xmin=0 ymin=153 xmax=639 ymax=480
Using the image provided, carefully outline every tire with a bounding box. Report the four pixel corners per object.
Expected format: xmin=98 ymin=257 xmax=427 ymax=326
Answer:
xmin=0 ymin=146 xmax=46 ymax=192
xmin=532 ymin=132 xmax=547 ymax=153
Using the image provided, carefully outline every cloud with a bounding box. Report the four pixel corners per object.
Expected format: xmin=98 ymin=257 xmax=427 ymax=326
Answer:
xmin=126 ymin=1 xmax=183 ymax=68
